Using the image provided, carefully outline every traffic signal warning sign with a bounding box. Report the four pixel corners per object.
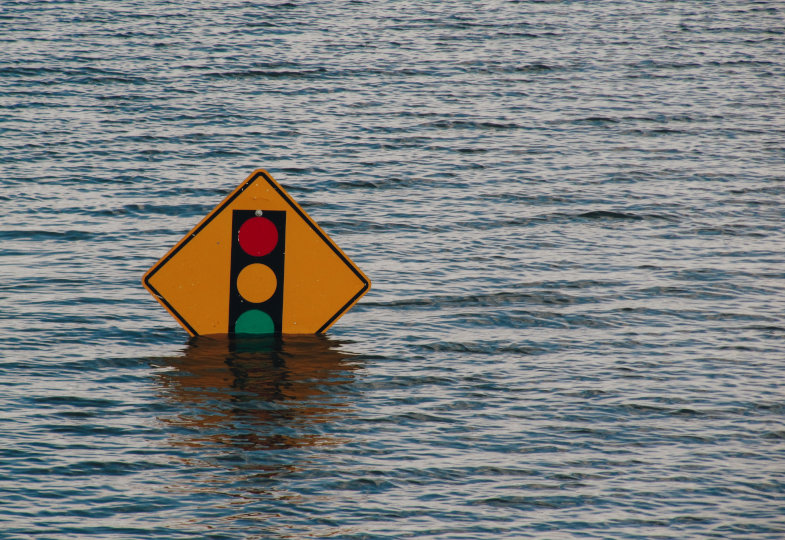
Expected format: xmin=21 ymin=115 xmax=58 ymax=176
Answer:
xmin=142 ymin=169 xmax=370 ymax=336
xmin=229 ymin=210 xmax=286 ymax=335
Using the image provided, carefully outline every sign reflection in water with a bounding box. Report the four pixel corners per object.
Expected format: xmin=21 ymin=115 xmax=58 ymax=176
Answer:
xmin=154 ymin=335 xmax=361 ymax=454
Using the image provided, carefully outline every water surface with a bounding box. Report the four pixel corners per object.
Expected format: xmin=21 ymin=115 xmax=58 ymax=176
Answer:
xmin=1 ymin=0 xmax=784 ymax=538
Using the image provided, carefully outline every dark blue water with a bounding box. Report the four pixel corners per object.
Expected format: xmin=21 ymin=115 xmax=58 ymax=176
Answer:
xmin=2 ymin=1 xmax=784 ymax=538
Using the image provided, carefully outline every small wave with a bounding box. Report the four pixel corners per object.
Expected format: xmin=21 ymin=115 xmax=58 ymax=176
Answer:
xmin=325 ymin=176 xmax=429 ymax=190
xmin=0 ymin=66 xmax=64 ymax=77
xmin=570 ymin=116 xmax=620 ymax=126
xmin=207 ymin=68 xmax=327 ymax=79
xmin=363 ymin=287 xmax=594 ymax=310
xmin=475 ymin=494 xmax=594 ymax=509
xmin=419 ymin=119 xmax=522 ymax=130
xmin=0 ymin=229 xmax=99 ymax=241
xmin=627 ymin=59 xmax=703 ymax=70
xmin=416 ymin=341 xmax=547 ymax=355
xmin=577 ymin=210 xmax=644 ymax=220
xmin=622 ymin=127 xmax=688 ymax=136
xmin=511 ymin=62 xmax=558 ymax=73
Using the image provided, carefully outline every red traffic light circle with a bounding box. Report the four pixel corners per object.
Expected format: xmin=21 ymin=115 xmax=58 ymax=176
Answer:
xmin=237 ymin=216 xmax=278 ymax=257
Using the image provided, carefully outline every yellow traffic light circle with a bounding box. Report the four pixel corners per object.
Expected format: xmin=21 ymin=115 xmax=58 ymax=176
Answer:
xmin=236 ymin=263 xmax=278 ymax=303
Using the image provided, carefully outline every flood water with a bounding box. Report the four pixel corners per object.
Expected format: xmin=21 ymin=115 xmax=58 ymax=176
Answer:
xmin=1 ymin=0 xmax=784 ymax=538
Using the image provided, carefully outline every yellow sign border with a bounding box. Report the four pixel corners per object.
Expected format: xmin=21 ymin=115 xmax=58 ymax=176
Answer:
xmin=142 ymin=169 xmax=370 ymax=336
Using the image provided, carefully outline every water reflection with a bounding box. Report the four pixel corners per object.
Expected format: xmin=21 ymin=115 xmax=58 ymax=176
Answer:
xmin=155 ymin=334 xmax=361 ymax=454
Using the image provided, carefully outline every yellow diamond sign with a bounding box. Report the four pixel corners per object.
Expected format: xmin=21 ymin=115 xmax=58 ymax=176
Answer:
xmin=142 ymin=169 xmax=370 ymax=336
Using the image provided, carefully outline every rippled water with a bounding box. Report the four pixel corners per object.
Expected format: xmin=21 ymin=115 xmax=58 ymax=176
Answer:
xmin=2 ymin=0 xmax=785 ymax=538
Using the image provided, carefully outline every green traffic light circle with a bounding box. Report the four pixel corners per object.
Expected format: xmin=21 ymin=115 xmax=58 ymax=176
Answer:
xmin=234 ymin=309 xmax=275 ymax=335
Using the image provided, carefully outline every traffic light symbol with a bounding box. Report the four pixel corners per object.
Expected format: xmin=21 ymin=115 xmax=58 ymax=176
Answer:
xmin=229 ymin=210 xmax=286 ymax=335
